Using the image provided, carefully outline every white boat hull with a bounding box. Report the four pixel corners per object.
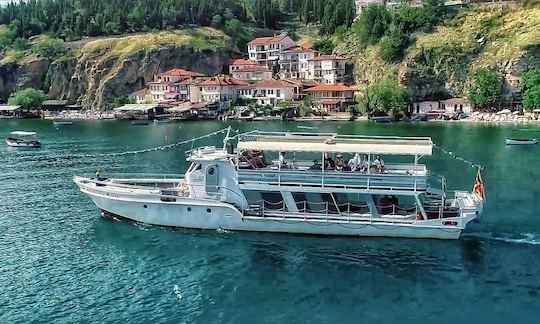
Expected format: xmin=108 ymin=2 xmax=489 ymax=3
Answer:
xmin=5 ymin=139 xmax=41 ymax=148
xmin=77 ymin=181 xmax=466 ymax=240
xmin=505 ymin=138 xmax=538 ymax=145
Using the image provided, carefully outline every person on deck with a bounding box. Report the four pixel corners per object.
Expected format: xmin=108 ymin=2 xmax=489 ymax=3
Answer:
xmin=310 ymin=159 xmax=322 ymax=171
xmin=360 ymin=155 xmax=370 ymax=172
xmin=335 ymin=154 xmax=345 ymax=171
xmin=373 ymin=155 xmax=385 ymax=173
xmin=348 ymin=153 xmax=360 ymax=171
xmin=324 ymin=153 xmax=335 ymax=170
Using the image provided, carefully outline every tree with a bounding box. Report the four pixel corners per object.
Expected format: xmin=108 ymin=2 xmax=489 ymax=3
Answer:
xmin=31 ymin=36 xmax=67 ymax=60
xmin=359 ymin=74 xmax=409 ymax=115
xmin=109 ymin=95 xmax=134 ymax=109
xmin=467 ymin=68 xmax=500 ymax=108
xmin=8 ymin=88 xmax=48 ymax=109
xmin=352 ymin=5 xmax=391 ymax=46
xmin=211 ymin=15 xmax=223 ymax=28
xmin=522 ymin=68 xmax=540 ymax=110
xmin=379 ymin=29 xmax=409 ymax=63
xmin=312 ymin=39 xmax=335 ymax=55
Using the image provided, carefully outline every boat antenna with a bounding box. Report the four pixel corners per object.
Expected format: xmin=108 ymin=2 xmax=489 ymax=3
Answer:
xmin=222 ymin=126 xmax=232 ymax=153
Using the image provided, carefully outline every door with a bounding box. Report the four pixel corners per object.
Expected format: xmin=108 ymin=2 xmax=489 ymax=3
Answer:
xmin=205 ymin=164 xmax=220 ymax=194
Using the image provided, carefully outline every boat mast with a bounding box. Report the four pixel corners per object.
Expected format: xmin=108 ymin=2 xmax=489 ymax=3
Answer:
xmin=222 ymin=126 xmax=232 ymax=153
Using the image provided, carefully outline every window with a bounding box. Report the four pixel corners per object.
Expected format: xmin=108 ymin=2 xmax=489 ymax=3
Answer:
xmin=276 ymin=89 xmax=281 ymax=97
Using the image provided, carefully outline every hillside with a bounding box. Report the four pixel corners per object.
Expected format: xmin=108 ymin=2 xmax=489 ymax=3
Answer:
xmin=1 ymin=28 xmax=234 ymax=109
xmin=337 ymin=3 xmax=540 ymax=102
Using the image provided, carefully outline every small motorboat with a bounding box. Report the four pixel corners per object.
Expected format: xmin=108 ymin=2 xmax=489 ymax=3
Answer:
xmin=371 ymin=116 xmax=393 ymax=124
xmin=131 ymin=120 xmax=149 ymax=125
xmin=53 ymin=120 xmax=73 ymax=126
xmin=505 ymin=138 xmax=539 ymax=145
xmin=6 ymin=131 xmax=41 ymax=148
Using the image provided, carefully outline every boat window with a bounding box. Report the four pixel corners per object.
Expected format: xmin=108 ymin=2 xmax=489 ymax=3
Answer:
xmin=333 ymin=193 xmax=370 ymax=213
xmin=187 ymin=163 xmax=202 ymax=173
xmin=205 ymin=165 xmax=220 ymax=194
xmin=243 ymin=190 xmax=285 ymax=210
xmin=292 ymin=192 xmax=339 ymax=214
xmin=373 ymin=194 xmax=417 ymax=215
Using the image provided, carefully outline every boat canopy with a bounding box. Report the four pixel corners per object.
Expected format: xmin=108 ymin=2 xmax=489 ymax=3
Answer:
xmin=237 ymin=131 xmax=433 ymax=156
xmin=10 ymin=131 xmax=37 ymax=136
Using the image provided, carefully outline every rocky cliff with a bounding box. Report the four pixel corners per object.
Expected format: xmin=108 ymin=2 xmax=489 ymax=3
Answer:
xmin=1 ymin=28 xmax=234 ymax=110
xmin=336 ymin=4 xmax=540 ymax=102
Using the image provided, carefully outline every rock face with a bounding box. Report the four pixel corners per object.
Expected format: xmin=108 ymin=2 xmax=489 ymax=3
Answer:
xmin=51 ymin=45 xmax=232 ymax=110
xmin=0 ymin=57 xmax=50 ymax=101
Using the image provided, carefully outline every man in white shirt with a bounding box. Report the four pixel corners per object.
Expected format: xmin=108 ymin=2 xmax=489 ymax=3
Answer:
xmin=373 ymin=155 xmax=385 ymax=173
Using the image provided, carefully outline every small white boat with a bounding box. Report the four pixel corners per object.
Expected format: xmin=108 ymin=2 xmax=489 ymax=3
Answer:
xmin=131 ymin=120 xmax=149 ymax=125
xmin=6 ymin=131 xmax=41 ymax=148
xmin=506 ymin=138 xmax=538 ymax=145
xmin=53 ymin=121 xmax=73 ymax=126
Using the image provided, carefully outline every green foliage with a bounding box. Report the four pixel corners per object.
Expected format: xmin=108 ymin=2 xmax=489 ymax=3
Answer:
xmin=359 ymin=74 xmax=409 ymax=114
xmin=300 ymin=95 xmax=315 ymax=117
xmin=43 ymin=72 xmax=52 ymax=94
xmin=312 ymin=39 xmax=335 ymax=55
xmin=8 ymin=88 xmax=48 ymax=109
xmin=110 ymin=95 xmax=134 ymax=109
xmin=211 ymin=15 xmax=223 ymax=28
xmin=522 ymin=68 xmax=540 ymax=110
xmin=380 ymin=29 xmax=409 ymax=63
xmin=353 ymin=5 xmax=391 ymax=46
xmin=250 ymin=0 xmax=282 ymax=29
xmin=334 ymin=25 xmax=349 ymax=43
xmin=467 ymin=68 xmax=501 ymax=107
xmin=31 ymin=36 xmax=68 ymax=60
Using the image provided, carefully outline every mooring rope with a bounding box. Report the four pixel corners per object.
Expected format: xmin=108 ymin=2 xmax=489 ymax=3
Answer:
xmin=76 ymin=127 xmax=230 ymax=159
xmin=433 ymin=144 xmax=485 ymax=170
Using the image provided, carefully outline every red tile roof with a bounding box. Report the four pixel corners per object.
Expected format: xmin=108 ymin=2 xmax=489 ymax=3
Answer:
xmin=228 ymin=59 xmax=259 ymax=66
xmin=310 ymin=54 xmax=347 ymax=61
xmin=248 ymin=35 xmax=290 ymax=45
xmin=233 ymin=65 xmax=271 ymax=73
xmin=281 ymin=46 xmax=316 ymax=53
xmin=254 ymin=79 xmax=298 ymax=89
xmin=305 ymin=83 xmax=353 ymax=92
xmin=321 ymin=99 xmax=341 ymax=105
xmin=159 ymin=68 xmax=206 ymax=77
xmin=131 ymin=88 xmax=149 ymax=96
xmin=445 ymin=97 xmax=469 ymax=105
xmin=200 ymin=75 xmax=247 ymax=86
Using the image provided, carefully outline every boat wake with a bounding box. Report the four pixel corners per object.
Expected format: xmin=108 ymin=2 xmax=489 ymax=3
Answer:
xmin=296 ymin=125 xmax=317 ymax=130
xmin=463 ymin=232 xmax=540 ymax=245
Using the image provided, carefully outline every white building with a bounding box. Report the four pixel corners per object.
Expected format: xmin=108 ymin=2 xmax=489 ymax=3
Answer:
xmin=307 ymin=55 xmax=347 ymax=85
xmin=305 ymin=83 xmax=356 ymax=112
xmin=279 ymin=46 xmax=318 ymax=79
xmin=444 ymin=97 xmax=472 ymax=114
xmin=247 ymin=35 xmax=296 ymax=68
xmin=228 ymin=59 xmax=272 ymax=82
xmin=129 ymin=88 xmax=150 ymax=104
xmin=198 ymin=75 xmax=247 ymax=108
xmin=238 ymin=79 xmax=300 ymax=106
xmin=413 ymin=100 xmax=442 ymax=114
xmin=148 ymin=68 xmax=206 ymax=103
xmin=355 ymin=0 xmax=385 ymax=15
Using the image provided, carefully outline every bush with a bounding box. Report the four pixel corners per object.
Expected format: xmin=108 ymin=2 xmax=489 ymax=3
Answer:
xmin=359 ymin=74 xmax=409 ymax=115
xmin=8 ymin=88 xmax=48 ymax=109
xmin=352 ymin=5 xmax=391 ymax=46
xmin=109 ymin=95 xmax=134 ymax=109
xmin=522 ymin=68 xmax=540 ymax=110
xmin=31 ymin=36 xmax=67 ymax=60
xmin=380 ymin=29 xmax=409 ymax=63
xmin=312 ymin=39 xmax=335 ymax=55
xmin=467 ymin=68 xmax=500 ymax=108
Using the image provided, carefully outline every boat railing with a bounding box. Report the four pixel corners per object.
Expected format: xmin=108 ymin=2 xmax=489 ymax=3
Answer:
xmin=238 ymin=169 xmax=440 ymax=193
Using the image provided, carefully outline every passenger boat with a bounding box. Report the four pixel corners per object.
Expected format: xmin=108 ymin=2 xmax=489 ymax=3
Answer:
xmin=505 ymin=138 xmax=538 ymax=145
xmin=371 ymin=116 xmax=393 ymax=123
xmin=74 ymin=129 xmax=485 ymax=240
xmin=6 ymin=131 xmax=41 ymax=148
xmin=131 ymin=120 xmax=149 ymax=125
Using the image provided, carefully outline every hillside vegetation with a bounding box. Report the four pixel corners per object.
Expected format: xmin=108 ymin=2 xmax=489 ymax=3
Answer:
xmin=338 ymin=3 xmax=540 ymax=102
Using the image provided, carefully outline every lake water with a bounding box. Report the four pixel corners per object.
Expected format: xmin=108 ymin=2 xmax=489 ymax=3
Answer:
xmin=1 ymin=119 xmax=539 ymax=323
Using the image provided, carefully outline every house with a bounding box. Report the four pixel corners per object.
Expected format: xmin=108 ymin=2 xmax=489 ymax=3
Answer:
xmin=305 ymin=83 xmax=356 ymax=112
xmin=228 ymin=59 xmax=273 ymax=82
xmin=247 ymin=34 xmax=297 ymax=67
xmin=156 ymin=68 xmax=206 ymax=83
xmin=0 ymin=105 xmax=23 ymax=119
xmin=413 ymin=100 xmax=442 ymax=114
xmin=282 ymin=79 xmax=320 ymax=100
xmin=444 ymin=97 xmax=472 ymax=114
xmin=113 ymin=104 xmax=164 ymax=120
xmin=148 ymin=68 xmax=206 ymax=102
xmin=355 ymin=0 xmax=385 ymax=15
xmin=129 ymin=88 xmax=151 ymax=104
xmin=238 ymin=79 xmax=300 ymax=106
xmin=306 ymin=55 xmax=347 ymax=84
xmin=279 ymin=46 xmax=318 ymax=79
xmin=197 ymin=75 xmax=247 ymax=110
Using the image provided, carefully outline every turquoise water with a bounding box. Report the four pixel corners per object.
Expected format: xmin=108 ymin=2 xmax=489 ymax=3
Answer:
xmin=1 ymin=119 xmax=540 ymax=323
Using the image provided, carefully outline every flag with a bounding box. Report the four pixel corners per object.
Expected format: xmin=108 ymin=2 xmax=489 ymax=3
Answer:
xmin=473 ymin=169 xmax=485 ymax=200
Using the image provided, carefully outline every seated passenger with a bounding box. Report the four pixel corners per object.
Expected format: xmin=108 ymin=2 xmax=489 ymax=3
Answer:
xmin=324 ymin=153 xmax=335 ymax=170
xmin=348 ymin=153 xmax=360 ymax=171
xmin=341 ymin=164 xmax=352 ymax=172
xmin=277 ymin=152 xmax=287 ymax=169
xmin=310 ymin=159 xmax=322 ymax=171
xmin=335 ymin=154 xmax=345 ymax=171
xmin=360 ymin=154 xmax=370 ymax=172
xmin=373 ymin=155 xmax=385 ymax=173
xmin=379 ymin=195 xmax=393 ymax=214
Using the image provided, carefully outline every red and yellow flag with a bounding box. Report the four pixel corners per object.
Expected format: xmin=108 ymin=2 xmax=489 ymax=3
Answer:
xmin=473 ymin=169 xmax=485 ymax=200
